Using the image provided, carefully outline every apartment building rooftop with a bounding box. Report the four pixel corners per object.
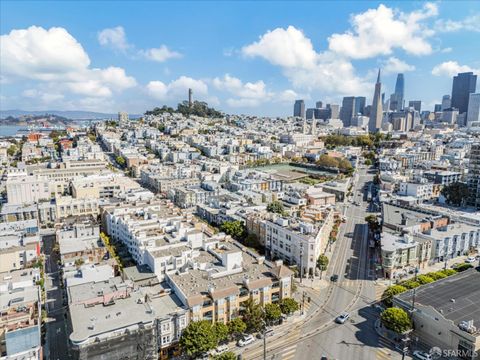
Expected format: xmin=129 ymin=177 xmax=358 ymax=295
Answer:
xmin=426 ymin=223 xmax=479 ymax=239
xmin=69 ymin=290 xmax=154 ymax=345
xmin=168 ymin=240 xmax=291 ymax=306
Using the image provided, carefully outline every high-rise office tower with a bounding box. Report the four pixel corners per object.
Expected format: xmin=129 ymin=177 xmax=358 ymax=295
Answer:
xmin=467 ymin=93 xmax=480 ymax=127
xmin=408 ymin=101 xmax=422 ymax=112
xmin=451 ymin=72 xmax=477 ymax=114
xmin=315 ymin=101 xmax=323 ymax=109
xmin=118 ymin=111 xmax=129 ymax=122
xmin=293 ymin=100 xmax=305 ymax=118
xmin=354 ymin=96 xmax=366 ymax=115
xmin=434 ymin=104 xmax=442 ymax=112
xmin=340 ymin=96 xmax=356 ymax=127
xmin=389 ymin=74 xmax=405 ymax=111
xmin=369 ymin=69 xmax=383 ymax=133
xmin=306 ymin=108 xmax=320 ymax=120
xmin=441 ymin=95 xmax=451 ymax=110
xmin=467 ymin=143 xmax=480 ymax=209
xmin=327 ymin=104 xmax=340 ymax=119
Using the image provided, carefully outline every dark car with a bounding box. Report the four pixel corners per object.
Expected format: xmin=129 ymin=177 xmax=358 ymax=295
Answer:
xmin=330 ymin=274 xmax=339 ymax=282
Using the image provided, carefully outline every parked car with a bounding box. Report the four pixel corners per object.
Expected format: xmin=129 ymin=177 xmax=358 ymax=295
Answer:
xmin=335 ymin=312 xmax=350 ymax=324
xmin=197 ymin=353 xmax=210 ymax=360
xmin=211 ymin=344 xmax=229 ymax=356
xmin=465 ymin=256 xmax=476 ymax=263
xmin=257 ymin=329 xmax=274 ymax=339
xmin=330 ymin=274 xmax=339 ymax=282
xmin=413 ymin=350 xmax=432 ymax=360
xmin=237 ymin=334 xmax=255 ymax=347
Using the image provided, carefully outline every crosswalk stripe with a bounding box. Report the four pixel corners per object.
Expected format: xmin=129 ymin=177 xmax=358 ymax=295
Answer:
xmin=279 ymin=345 xmax=297 ymax=359
xmin=376 ymin=350 xmax=391 ymax=359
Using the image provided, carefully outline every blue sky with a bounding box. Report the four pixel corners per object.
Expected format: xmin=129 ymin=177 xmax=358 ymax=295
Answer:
xmin=1 ymin=1 xmax=479 ymax=116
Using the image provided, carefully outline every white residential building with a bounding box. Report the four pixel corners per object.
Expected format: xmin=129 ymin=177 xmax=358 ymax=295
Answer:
xmin=264 ymin=210 xmax=334 ymax=276
xmin=6 ymin=172 xmax=50 ymax=205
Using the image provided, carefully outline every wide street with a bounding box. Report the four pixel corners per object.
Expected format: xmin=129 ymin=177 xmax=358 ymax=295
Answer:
xmin=241 ymin=167 xmax=408 ymax=360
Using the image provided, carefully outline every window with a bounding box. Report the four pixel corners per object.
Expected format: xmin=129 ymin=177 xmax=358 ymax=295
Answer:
xmin=162 ymin=323 xmax=170 ymax=332
xmin=162 ymin=335 xmax=170 ymax=345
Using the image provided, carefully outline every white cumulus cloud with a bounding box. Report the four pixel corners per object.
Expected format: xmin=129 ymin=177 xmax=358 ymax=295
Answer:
xmin=241 ymin=26 xmax=371 ymax=96
xmin=98 ymin=26 xmax=182 ymax=63
xmin=435 ymin=14 xmax=480 ymax=33
xmin=141 ymin=45 xmax=182 ymax=62
xmin=242 ymin=26 xmax=317 ymax=69
xmin=431 ymin=61 xmax=479 ymax=77
xmin=146 ymin=76 xmax=208 ymax=101
xmin=1 ymin=26 xmax=91 ymax=81
xmin=98 ymin=26 xmax=130 ymax=52
xmin=328 ymin=3 xmax=438 ymax=59
xmin=212 ymin=74 xmax=300 ymax=108
xmin=1 ymin=26 xmax=136 ymax=99
xmin=382 ymin=57 xmax=415 ymax=74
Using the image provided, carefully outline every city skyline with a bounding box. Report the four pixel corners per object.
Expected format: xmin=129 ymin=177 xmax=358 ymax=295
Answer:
xmin=1 ymin=1 xmax=480 ymax=116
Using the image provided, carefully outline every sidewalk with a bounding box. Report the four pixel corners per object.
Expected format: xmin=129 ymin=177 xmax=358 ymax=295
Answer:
xmin=375 ymin=254 xmax=473 ymax=287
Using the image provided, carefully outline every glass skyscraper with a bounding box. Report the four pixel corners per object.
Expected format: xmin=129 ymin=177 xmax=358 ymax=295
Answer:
xmin=451 ymin=72 xmax=477 ymax=114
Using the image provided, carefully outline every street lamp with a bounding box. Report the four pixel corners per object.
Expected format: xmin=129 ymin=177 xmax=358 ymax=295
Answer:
xmin=260 ymin=308 xmax=267 ymax=360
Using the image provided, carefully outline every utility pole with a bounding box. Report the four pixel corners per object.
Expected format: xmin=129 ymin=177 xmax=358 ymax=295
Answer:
xmin=299 ymin=246 xmax=303 ymax=284
xmin=260 ymin=308 xmax=267 ymax=360
xmin=302 ymin=291 xmax=306 ymax=315
xmin=411 ymin=267 xmax=418 ymax=311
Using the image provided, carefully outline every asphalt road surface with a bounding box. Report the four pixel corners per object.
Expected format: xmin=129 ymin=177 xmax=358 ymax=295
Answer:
xmin=241 ymin=167 xmax=409 ymax=360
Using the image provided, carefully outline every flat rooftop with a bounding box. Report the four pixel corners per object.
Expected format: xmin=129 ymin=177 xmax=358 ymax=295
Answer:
xmin=69 ymin=287 xmax=185 ymax=343
xmin=397 ymin=269 xmax=480 ymax=326
xmin=382 ymin=202 xmax=443 ymax=229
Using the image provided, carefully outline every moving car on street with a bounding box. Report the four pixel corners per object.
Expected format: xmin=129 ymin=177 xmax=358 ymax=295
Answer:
xmin=237 ymin=334 xmax=255 ymax=347
xmin=335 ymin=312 xmax=350 ymax=324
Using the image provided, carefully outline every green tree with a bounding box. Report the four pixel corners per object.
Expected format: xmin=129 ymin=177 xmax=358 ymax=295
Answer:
xmin=227 ymin=317 xmax=246 ymax=339
xmin=438 ymin=269 xmax=457 ymax=276
xmin=264 ymin=303 xmax=282 ymax=325
xmin=316 ymin=255 xmax=329 ymax=279
xmin=180 ymin=320 xmax=217 ymax=358
xmin=425 ymin=272 xmax=447 ymax=281
xmin=266 ymin=200 xmax=285 ymax=215
xmin=279 ymin=298 xmax=299 ymax=315
xmin=454 ymin=263 xmax=473 ymax=272
xmin=115 ymin=156 xmax=126 ymax=167
xmin=381 ymin=285 xmax=407 ymax=307
xmin=337 ymin=157 xmax=353 ymax=171
xmin=401 ymin=280 xmax=420 ymax=289
xmin=364 ymin=159 xmax=373 ymax=166
xmin=220 ymin=221 xmax=245 ymax=240
xmin=416 ymin=275 xmax=434 ymax=285
xmin=380 ymin=307 xmax=412 ymax=334
xmin=244 ymin=233 xmax=262 ymax=250
xmin=213 ymin=322 xmax=229 ymax=344
xmin=441 ymin=182 xmax=470 ymax=207
xmin=365 ymin=215 xmax=380 ymax=232
xmin=213 ymin=352 xmax=236 ymax=360
xmin=7 ymin=145 xmax=17 ymax=157
xmin=240 ymin=298 xmax=265 ymax=333
xmin=316 ymin=154 xmax=339 ymax=168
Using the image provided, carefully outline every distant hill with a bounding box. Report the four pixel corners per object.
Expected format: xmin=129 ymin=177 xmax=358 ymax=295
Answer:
xmin=0 ymin=110 xmax=141 ymax=120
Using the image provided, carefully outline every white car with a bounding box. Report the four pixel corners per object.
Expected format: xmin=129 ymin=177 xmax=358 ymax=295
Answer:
xmin=211 ymin=344 xmax=229 ymax=355
xmin=237 ymin=334 xmax=255 ymax=347
xmin=335 ymin=312 xmax=350 ymax=324
xmin=413 ymin=350 xmax=432 ymax=360
xmin=465 ymin=256 xmax=476 ymax=263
